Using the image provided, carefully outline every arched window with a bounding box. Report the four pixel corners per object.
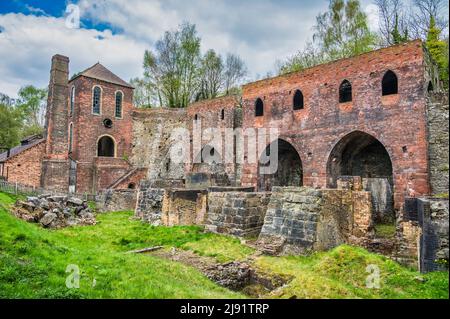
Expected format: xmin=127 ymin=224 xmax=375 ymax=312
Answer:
xmin=70 ymin=86 xmax=75 ymax=116
xmin=115 ymin=91 xmax=123 ymax=118
xmin=255 ymin=98 xmax=264 ymax=117
xmin=221 ymin=109 xmax=225 ymax=120
xmin=293 ymin=89 xmax=304 ymax=110
xmin=382 ymin=70 xmax=398 ymax=96
xmin=339 ymin=80 xmax=352 ymax=103
xmin=427 ymin=81 xmax=434 ymax=93
xmin=97 ymin=136 xmax=115 ymax=157
xmin=68 ymin=123 xmax=73 ymax=153
xmin=92 ymin=86 xmax=101 ymax=114
xmin=194 ymin=114 xmax=198 ymax=121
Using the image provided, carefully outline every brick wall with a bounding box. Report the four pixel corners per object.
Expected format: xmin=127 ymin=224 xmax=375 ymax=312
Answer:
xmin=2 ymin=141 xmax=45 ymax=187
xmin=241 ymin=41 xmax=431 ymax=210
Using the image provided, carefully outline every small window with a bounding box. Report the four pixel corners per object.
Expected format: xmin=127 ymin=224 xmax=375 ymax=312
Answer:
xmin=97 ymin=136 xmax=115 ymax=157
xmin=92 ymin=86 xmax=101 ymax=114
xmin=68 ymin=123 xmax=73 ymax=153
xmin=115 ymin=91 xmax=123 ymax=118
xmin=194 ymin=114 xmax=198 ymax=121
xmin=70 ymin=86 xmax=75 ymax=115
xmin=128 ymin=183 xmax=136 ymax=189
xmin=382 ymin=70 xmax=398 ymax=96
xmin=339 ymin=80 xmax=352 ymax=103
xmin=255 ymin=98 xmax=264 ymax=117
xmin=427 ymin=81 xmax=434 ymax=93
xmin=221 ymin=109 xmax=225 ymax=120
xmin=293 ymin=90 xmax=304 ymax=110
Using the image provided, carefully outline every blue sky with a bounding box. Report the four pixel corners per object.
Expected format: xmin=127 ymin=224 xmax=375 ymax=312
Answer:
xmin=0 ymin=0 xmax=386 ymax=97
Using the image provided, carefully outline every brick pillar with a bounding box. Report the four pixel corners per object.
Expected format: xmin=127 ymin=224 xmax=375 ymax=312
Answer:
xmin=41 ymin=54 xmax=70 ymax=191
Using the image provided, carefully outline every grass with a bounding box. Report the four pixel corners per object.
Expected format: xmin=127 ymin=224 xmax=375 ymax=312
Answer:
xmin=254 ymin=246 xmax=449 ymax=299
xmin=374 ymin=223 xmax=397 ymax=239
xmin=0 ymin=191 xmax=448 ymax=299
xmin=181 ymin=235 xmax=255 ymax=263
xmin=0 ymin=192 xmax=245 ymax=299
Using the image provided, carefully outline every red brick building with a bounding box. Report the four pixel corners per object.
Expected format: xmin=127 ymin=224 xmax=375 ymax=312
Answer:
xmin=240 ymin=40 xmax=441 ymax=210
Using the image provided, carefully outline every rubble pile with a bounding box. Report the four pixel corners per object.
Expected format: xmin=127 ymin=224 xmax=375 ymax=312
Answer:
xmin=12 ymin=194 xmax=96 ymax=228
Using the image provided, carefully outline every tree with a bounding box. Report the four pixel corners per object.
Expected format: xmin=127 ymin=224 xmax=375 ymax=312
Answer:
xmin=0 ymin=102 xmax=22 ymax=150
xmin=313 ymin=0 xmax=378 ymax=60
xmin=16 ymin=85 xmax=47 ymax=128
xmin=198 ymin=49 xmax=224 ymax=100
xmin=409 ymin=0 xmax=448 ymax=40
xmin=426 ymin=16 xmax=449 ymax=88
xmin=278 ymin=0 xmax=377 ymax=75
xmin=277 ymin=41 xmax=325 ymax=74
xmin=130 ymin=77 xmax=153 ymax=108
xmin=223 ymin=54 xmax=247 ymax=95
xmin=143 ymin=22 xmax=202 ymax=108
xmin=374 ymin=0 xmax=409 ymax=46
xmin=391 ymin=13 xmax=409 ymax=44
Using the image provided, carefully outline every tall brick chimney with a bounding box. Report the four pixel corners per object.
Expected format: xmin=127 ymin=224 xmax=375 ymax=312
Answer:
xmin=41 ymin=54 xmax=70 ymax=191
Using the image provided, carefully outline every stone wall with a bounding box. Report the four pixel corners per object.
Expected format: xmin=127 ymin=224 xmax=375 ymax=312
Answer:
xmin=206 ymin=192 xmax=271 ymax=237
xmin=258 ymin=187 xmax=373 ymax=255
xmin=135 ymin=180 xmax=165 ymax=225
xmin=400 ymin=197 xmax=449 ymax=272
xmin=426 ymin=92 xmax=449 ymax=195
xmin=96 ymin=189 xmax=137 ymax=213
xmin=161 ymin=189 xmax=207 ymax=226
xmin=131 ymin=108 xmax=188 ymax=181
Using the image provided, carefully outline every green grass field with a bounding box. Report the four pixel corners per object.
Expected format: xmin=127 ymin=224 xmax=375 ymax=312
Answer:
xmin=0 ymin=192 xmax=448 ymax=299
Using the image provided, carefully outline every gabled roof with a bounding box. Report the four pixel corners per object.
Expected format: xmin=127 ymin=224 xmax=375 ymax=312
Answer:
xmin=0 ymin=135 xmax=45 ymax=162
xmin=70 ymin=62 xmax=134 ymax=89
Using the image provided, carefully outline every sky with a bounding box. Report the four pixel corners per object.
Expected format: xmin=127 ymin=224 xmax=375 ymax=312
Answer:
xmin=0 ymin=0 xmax=383 ymax=98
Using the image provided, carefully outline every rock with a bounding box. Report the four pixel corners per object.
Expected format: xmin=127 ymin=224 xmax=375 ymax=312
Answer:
xmin=40 ymin=212 xmax=57 ymax=226
xmin=48 ymin=196 xmax=66 ymax=203
xmin=67 ymin=197 xmax=83 ymax=206
xmin=40 ymin=199 xmax=50 ymax=210
xmin=38 ymin=194 xmax=51 ymax=199
xmin=19 ymin=201 xmax=36 ymax=212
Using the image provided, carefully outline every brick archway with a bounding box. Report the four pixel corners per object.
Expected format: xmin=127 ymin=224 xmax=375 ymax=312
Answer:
xmin=258 ymin=139 xmax=303 ymax=191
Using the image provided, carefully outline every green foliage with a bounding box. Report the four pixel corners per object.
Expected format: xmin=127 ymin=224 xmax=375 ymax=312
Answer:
xmin=0 ymin=103 xmax=22 ymax=149
xmin=255 ymin=245 xmax=449 ymax=299
xmin=279 ymin=0 xmax=377 ymax=75
xmin=0 ymin=192 xmax=244 ymax=298
xmin=17 ymin=85 xmax=47 ymax=128
xmin=426 ymin=16 xmax=449 ymax=89
xmin=314 ymin=0 xmax=377 ymax=60
xmin=375 ymin=223 xmax=397 ymax=239
xmin=181 ymin=235 xmax=255 ymax=263
xmin=391 ymin=13 xmax=409 ymax=44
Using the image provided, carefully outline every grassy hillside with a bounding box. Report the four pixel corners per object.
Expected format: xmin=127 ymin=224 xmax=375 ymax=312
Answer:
xmin=0 ymin=192 xmax=448 ymax=299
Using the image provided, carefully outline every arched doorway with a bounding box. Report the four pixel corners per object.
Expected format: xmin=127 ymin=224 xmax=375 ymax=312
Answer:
xmin=327 ymin=131 xmax=394 ymax=223
xmin=258 ymin=139 xmax=303 ymax=191
xmin=97 ymin=136 xmax=115 ymax=157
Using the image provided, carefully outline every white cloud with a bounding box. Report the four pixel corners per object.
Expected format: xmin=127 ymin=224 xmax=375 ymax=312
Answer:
xmin=0 ymin=13 xmax=146 ymax=97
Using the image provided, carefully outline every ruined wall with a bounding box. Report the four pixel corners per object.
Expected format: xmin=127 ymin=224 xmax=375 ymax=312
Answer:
xmin=258 ymin=187 xmax=373 ymax=255
xmin=426 ymin=92 xmax=449 ymax=195
xmin=135 ymin=180 xmax=165 ymax=225
xmin=241 ymin=41 xmax=431 ymax=210
xmin=206 ymin=191 xmax=270 ymax=237
xmin=2 ymin=141 xmax=46 ymax=188
xmin=131 ymin=108 xmax=188 ymax=181
xmin=187 ymin=95 xmax=241 ymax=185
xmin=161 ymin=189 xmax=207 ymax=226
xmin=419 ymin=198 xmax=449 ymax=272
xmin=96 ymin=189 xmax=137 ymax=212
